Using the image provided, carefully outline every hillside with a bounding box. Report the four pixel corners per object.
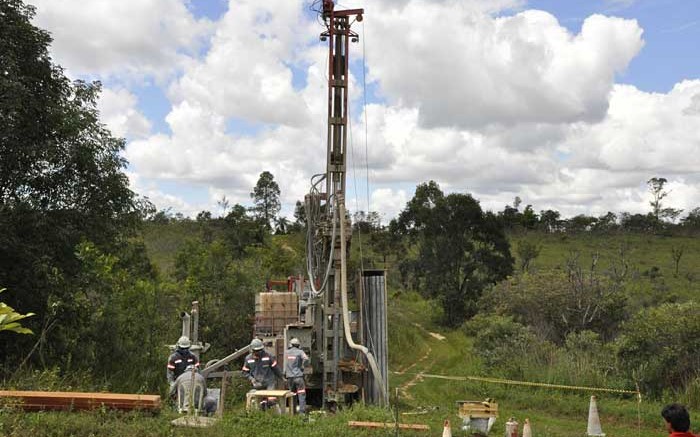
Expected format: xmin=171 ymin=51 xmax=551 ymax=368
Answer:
xmin=3 ymin=225 xmax=694 ymax=436
xmin=512 ymin=231 xmax=700 ymax=304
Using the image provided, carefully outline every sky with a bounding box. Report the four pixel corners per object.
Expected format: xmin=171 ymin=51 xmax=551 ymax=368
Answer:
xmin=29 ymin=0 xmax=700 ymax=222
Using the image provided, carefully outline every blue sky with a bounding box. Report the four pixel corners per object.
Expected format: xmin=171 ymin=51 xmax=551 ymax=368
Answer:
xmin=31 ymin=0 xmax=700 ymax=220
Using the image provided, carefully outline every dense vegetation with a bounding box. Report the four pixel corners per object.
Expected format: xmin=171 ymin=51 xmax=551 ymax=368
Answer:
xmin=3 ymin=0 xmax=700 ymax=434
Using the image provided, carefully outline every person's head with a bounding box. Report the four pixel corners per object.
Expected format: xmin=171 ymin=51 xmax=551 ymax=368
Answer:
xmin=290 ymin=338 xmax=301 ymax=348
xmin=177 ymin=336 xmax=191 ymax=350
xmin=662 ymin=403 xmax=690 ymax=433
xmin=250 ymin=338 xmax=264 ymax=355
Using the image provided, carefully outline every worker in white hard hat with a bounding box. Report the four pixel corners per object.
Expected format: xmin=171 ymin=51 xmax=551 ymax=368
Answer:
xmin=241 ymin=338 xmax=283 ymax=410
xmin=167 ymin=336 xmax=199 ymax=397
xmin=285 ymin=337 xmax=310 ymax=414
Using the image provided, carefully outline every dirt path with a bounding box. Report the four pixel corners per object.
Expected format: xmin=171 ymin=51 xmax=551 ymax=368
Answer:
xmin=395 ymin=323 xmax=446 ymax=399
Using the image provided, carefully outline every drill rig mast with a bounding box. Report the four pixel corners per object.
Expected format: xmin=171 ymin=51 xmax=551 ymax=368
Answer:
xmin=304 ymin=1 xmax=388 ymax=408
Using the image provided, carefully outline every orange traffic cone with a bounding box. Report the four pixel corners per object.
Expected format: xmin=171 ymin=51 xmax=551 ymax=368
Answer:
xmin=587 ymin=395 xmax=606 ymax=436
xmin=442 ymin=419 xmax=452 ymax=437
xmin=523 ymin=418 xmax=532 ymax=437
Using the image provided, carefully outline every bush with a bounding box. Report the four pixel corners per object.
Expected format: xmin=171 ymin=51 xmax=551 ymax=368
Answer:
xmin=464 ymin=314 xmax=542 ymax=378
xmin=480 ymin=269 xmax=627 ymax=344
xmin=616 ymin=301 xmax=700 ymax=395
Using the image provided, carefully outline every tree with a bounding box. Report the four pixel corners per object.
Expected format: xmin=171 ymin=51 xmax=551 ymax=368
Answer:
xmin=223 ymin=204 xmax=266 ymax=257
xmin=647 ymin=177 xmax=682 ymax=225
xmin=565 ymin=214 xmax=597 ymax=232
xmin=395 ymin=181 xmax=514 ymax=326
xmin=353 ymin=210 xmax=381 ymax=234
xmin=293 ymin=200 xmax=306 ymax=227
xmin=274 ymin=216 xmax=289 ymax=235
xmin=196 ymin=210 xmax=212 ymax=222
xmin=592 ymin=211 xmax=618 ymax=232
xmin=217 ymin=196 xmax=230 ymax=217
xmin=539 ymin=209 xmax=561 ymax=233
xmin=620 ymin=212 xmax=656 ymax=232
xmin=670 ymin=245 xmax=684 ymax=277
xmin=515 ymin=240 xmax=541 ymax=272
xmin=250 ymin=171 xmax=281 ymax=230
xmin=680 ymin=207 xmax=700 ymax=229
xmin=0 ymin=0 xmax=138 ymax=366
xmin=498 ymin=197 xmax=522 ymax=230
xmin=520 ymin=205 xmax=538 ymax=230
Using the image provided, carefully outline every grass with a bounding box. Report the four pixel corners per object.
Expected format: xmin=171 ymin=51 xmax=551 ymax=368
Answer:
xmin=385 ymin=290 xmax=670 ymax=437
xmin=512 ymin=231 xmax=700 ymax=307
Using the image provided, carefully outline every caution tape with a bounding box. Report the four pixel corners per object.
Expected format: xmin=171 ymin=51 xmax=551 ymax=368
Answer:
xmin=391 ymin=371 xmax=641 ymax=396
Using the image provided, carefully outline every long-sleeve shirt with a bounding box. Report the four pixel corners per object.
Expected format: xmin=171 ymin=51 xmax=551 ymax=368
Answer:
xmin=284 ymin=346 xmax=309 ymax=378
xmin=241 ymin=350 xmax=282 ymax=385
xmin=167 ymin=349 xmax=199 ymax=383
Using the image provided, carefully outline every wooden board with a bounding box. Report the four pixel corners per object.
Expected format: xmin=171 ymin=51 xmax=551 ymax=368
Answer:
xmin=0 ymin=390 xmax=161 ymax=412
xmin=348 ymin=421 xmax=430 ymax=431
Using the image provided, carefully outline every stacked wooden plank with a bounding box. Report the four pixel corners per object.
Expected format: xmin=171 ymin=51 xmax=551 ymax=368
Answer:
xmin=0 ymin=390 xmax=161 ymax=412
xmin=348 ymin=421 xmax=430 ymax=431
xmin=254 ymin=292 xmax=298 ymax=336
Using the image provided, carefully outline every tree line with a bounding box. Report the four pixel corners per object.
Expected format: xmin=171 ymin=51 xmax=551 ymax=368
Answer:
xmin=497 ymin=178 xmax=700 ymax=234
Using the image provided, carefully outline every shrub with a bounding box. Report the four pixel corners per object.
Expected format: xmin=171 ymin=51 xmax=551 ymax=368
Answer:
xmin=464 ymin=314 xmax=542 ymax=378
xmin=480 ymin=269 xmax=627 ymax=344
xmin=616 ymin=301 xmax=700 ymax=395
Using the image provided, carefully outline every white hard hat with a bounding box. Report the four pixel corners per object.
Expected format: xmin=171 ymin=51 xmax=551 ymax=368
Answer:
xmin=177 ymin=336 xmax=191 ymax=349
xmin=251 ymin=338 xmax=264 ymax=351
xmin=290 ymin=338 xmax=301 ymax=347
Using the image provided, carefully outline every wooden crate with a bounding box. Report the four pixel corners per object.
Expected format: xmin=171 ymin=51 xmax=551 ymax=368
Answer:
xmin=255 ymin=293 xmax=298 ymax=317
xmin=456 ymin=400 xmax=498 ymax=419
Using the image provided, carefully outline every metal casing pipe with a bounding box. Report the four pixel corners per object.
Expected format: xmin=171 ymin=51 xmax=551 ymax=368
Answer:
xmin=361 ymin=269 xmax=389 ymax=405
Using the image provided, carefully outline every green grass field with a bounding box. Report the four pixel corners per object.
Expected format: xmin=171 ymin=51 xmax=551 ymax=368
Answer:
xmin=512 ymin=231 xmax=700 ymax=306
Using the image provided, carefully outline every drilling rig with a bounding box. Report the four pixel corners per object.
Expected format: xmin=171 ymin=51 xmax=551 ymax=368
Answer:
xmin=198 ymin=0 xmax=388 ymax=410
xmin=300 ymin=0 xmax=389 ymax=408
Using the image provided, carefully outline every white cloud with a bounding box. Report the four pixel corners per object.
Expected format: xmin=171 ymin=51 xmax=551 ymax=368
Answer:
xmin=363 ymin=5 xmax=643 ymax=129
xmin=566 ymin=81 xmax=700 ymax=174
xmin=370 ymin=188 xmax=408 ymax=223
xmin=127 ymin=172 xmax=203 ymax=217
xmin=104 ymin=0 xmax=699 ymax=220
xmin=168 ymin=0 xmax=312 ymax=126
xmin=98 ymin=88 xmax=152 ymax=139
xmin=31 ymin=0 xmax=213 ymax=79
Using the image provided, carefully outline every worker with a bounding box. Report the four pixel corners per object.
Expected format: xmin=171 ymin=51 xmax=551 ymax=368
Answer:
xmin=167 ymin=336 xmax=199 ymax=396
xmin=241 ymin=338 xmax=283 ymax=410
xmin=173 ymin=364 xmax=217 ymax=415
xmin=662 ymin=403 xmax=696 ymax=437
xmin=284 ymin=337 xmax=310 ymax=414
